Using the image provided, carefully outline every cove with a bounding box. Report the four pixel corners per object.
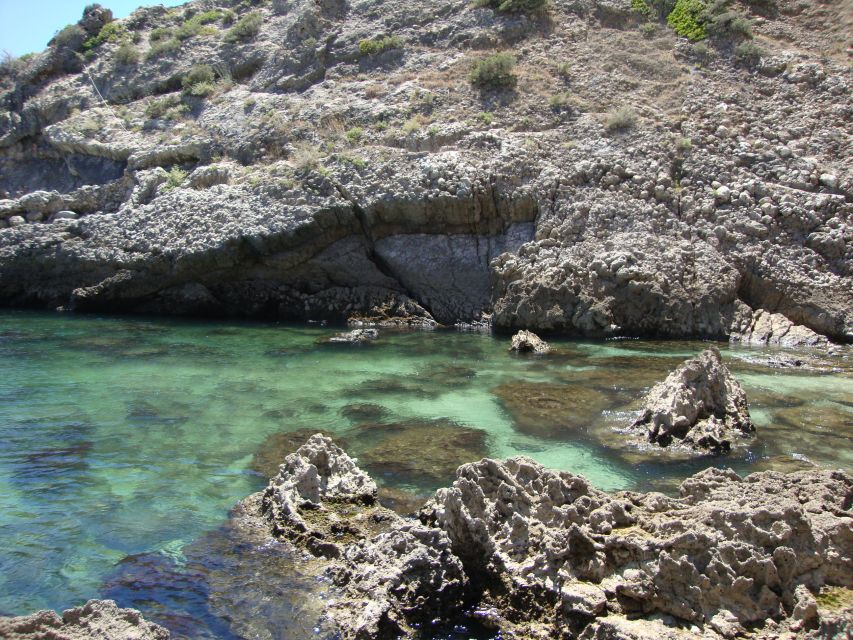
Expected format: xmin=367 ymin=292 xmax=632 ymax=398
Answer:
xmin=0 ymin=310 xmax=850 ymax=637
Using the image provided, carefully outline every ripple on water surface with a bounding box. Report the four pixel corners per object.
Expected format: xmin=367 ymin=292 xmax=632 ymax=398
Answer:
xmin=0 ymin=311 xmax=850 ymax=637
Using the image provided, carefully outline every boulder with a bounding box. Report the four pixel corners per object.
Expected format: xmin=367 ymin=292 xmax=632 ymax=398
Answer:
xmin=629 ymin=347 xmax=754 ymax=453
xmin=509 ymin=329 xmax=551 ymax=354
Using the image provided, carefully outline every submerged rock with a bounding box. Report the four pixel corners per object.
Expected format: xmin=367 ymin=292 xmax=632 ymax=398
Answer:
xmin=628 ymin=347 xmax=754 ymax=453
xmin=509 ymin=329 xmax=551 ymax=354
xmin=0 ymin=599 xmax=170 ymax=640
xmin=356 ymin=419 xmax=488 ymax=485
xmin=321 ymin=328 xmax=379 ymax=345
xmin=493 ymin=381 xmax=613 ymax=438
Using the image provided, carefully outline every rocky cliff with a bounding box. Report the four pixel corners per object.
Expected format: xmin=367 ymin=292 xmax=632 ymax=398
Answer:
xmin=0 ymin=0 xmax=849 ymax=340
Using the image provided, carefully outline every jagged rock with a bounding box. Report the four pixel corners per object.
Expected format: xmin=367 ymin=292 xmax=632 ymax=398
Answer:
xmin=327 ymin=523 xmax=468 ymax=639
xmin=730 ymin=306 xmax=830 ymax=349
xmin=628 ymin=347 xmax=754 ymax=453
xmin=509 ymin=329 xmax=551 ymax=354
xmin=250 ymin=427 xmax=347 ymax=478
xmin=323 ymin=328 xmax=379 ymax=344
xmin=0 ymin=599 xmax=170 ymax=640
xmin=260 ymin=434 xmax=387 ymax=558
xmin=420 ymin=457 xmax=853 ymax=639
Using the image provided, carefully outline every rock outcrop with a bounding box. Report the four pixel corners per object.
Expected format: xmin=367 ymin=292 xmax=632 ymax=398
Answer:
xmin=233 ymin=435 xmax=853 ymax=640
xmin=322 ymin=328 xmax=379 ymax=344
xmin=0 ymin=599 xmax=170 ymax=640
xmin=0 ymin=0 xmax=849 ymax=342
xmin=628 ymin=347 xmax=754 ymax=453
xmin=509 ymin=329 xmax=551 ymax=354
xmin=729 ymin=306 xmax=830 ymax=349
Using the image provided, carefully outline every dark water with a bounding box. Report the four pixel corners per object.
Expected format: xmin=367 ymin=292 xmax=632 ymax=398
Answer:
xmin=0 ymin=311 xmax=849 ymax=636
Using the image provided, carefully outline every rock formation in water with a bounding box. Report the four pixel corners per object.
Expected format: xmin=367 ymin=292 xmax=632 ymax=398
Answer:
xmin=236 ymin=435 xmax=853 ymax=639
xmin=0 ymin=0 xmax=849 ymax=343
xmin=628 ymin=347 xmax=754 ymax=453
xmin=322 ymin=328 xmax=379 ymax=344
xmin=509 ymin=329 xmax=551 ymax=354
xmin=0 ymin=599 xmax=170 ymax=640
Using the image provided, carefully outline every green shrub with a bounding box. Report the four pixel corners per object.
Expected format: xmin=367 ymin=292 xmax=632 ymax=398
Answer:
xmin=150 ymin=27 xmax=173 ymax=42
xmin=84 ymin=21 xmax=129 ymax=50
xmin=479 ymin=111 xmax=493 ymax=125
xmin=358 ymin=35 xmax=403 ymax=56
xmin=707 ymin=10 xmax=752 ymax=39
xmin=346 ymin=127 xmax=364 ymax=144
xmin=224 ymin=12 xmax=262 ymax=42
xmin=222 ymin=9 xmax=237 ymax=25
xmin=114 ymin=42 xmax=139 ymax=65
xmin=145 ymin=94 xmax=189 ymax=119
xmin=52 ymin=24 xmax=87 ymax=51
xmin=476 ymin=0 xmax=548 ymax=14
xmin=667 ymin=0 xmax=707 ymax=40
xmin=163 ymin=165 xmax=187 ymax=191
xmin=182 ymin=64 xmax=215 ymax=94
xmin=0 ymin=51 xmax=26 ymax=80
xmin=640 ymin=22 xmax=657 ymax=37
xmin=146 ymin=38 xmax=180 ymax=60
xmin=549 ymin=92 xmax=571 ymax=110
xmin=176 ymin=10 xmax=223 ymax=40
xmin=692 ymin=41 xmax=710 ymax=58
xmin=734 ymin=40 xmax=764 ymax=63
xmin=469 ymin=52 xmax=516 ymax=89
xmin=632 ymin=0 xmax=676 ymax=20
xmin=604 ymin=105 xmax=637 ymax=132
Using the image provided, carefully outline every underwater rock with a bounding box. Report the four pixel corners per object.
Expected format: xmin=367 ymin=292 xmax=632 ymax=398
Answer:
xmin=321 ymin=328 xmax=379 ymax=345
xmin=493 ymin=381 xmax=613 ymax=438
xmin=250 ymin=428 xmax=347 ymax=478
xmin=356 ymin=419 xmax=488 ymax=485
xmin=509 ymin=329 xmax=551 ymax=354
xmin=340 ymin=403 xmax=388 ymax=423
xmin=0 ymin=599 xmax=170 ymax=640
xmin=628 ymin=347 xmax=754 ymax=453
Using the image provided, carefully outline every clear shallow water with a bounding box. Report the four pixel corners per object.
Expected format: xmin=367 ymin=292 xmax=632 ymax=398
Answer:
xmin=0 ymin=311 xmax=850 ymax=636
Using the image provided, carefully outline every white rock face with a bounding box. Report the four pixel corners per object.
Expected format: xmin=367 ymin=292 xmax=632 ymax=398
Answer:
xmin=629 ymin=347 xmax=754 ymax=453
xmin=730 ymin=306 xmax=829 ymax=349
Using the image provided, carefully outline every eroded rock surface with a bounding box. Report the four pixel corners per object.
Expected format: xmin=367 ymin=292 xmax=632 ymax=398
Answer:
xmin=0 ymin=599 xmax=170 ymax=640
xmin=730 ymin=306 xmax=830 ymax=349
xmin=509 ymin=329 xmax=551 ymax=354
xmin=421 ymin=458 xmax=853 ymax=639
xmin=628 ymin=347 xmax=754 ymax=453
xmin=238 ymin=435 xmax=853 ymax=640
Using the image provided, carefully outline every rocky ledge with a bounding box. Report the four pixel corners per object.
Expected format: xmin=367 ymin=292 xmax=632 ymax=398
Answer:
xmin=0 ymin=599 xmax=170 ymax=640
xmin=627 ymin=347 xmax=754 ymax=453
xmin=236 ymin=435 xmax=852 ymax=639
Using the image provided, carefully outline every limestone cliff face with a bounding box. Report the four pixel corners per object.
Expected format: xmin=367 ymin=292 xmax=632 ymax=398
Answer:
xmin=0 ymin=0 xmax=849 ymax=340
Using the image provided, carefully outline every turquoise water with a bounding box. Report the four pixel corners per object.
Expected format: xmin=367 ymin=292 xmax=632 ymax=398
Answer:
xmin=0 ymin=311 xmax=850 ymax=636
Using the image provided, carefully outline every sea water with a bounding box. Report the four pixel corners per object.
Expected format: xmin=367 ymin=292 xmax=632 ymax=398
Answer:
xmin=0 ymin=311 xmax=849 ymax=637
